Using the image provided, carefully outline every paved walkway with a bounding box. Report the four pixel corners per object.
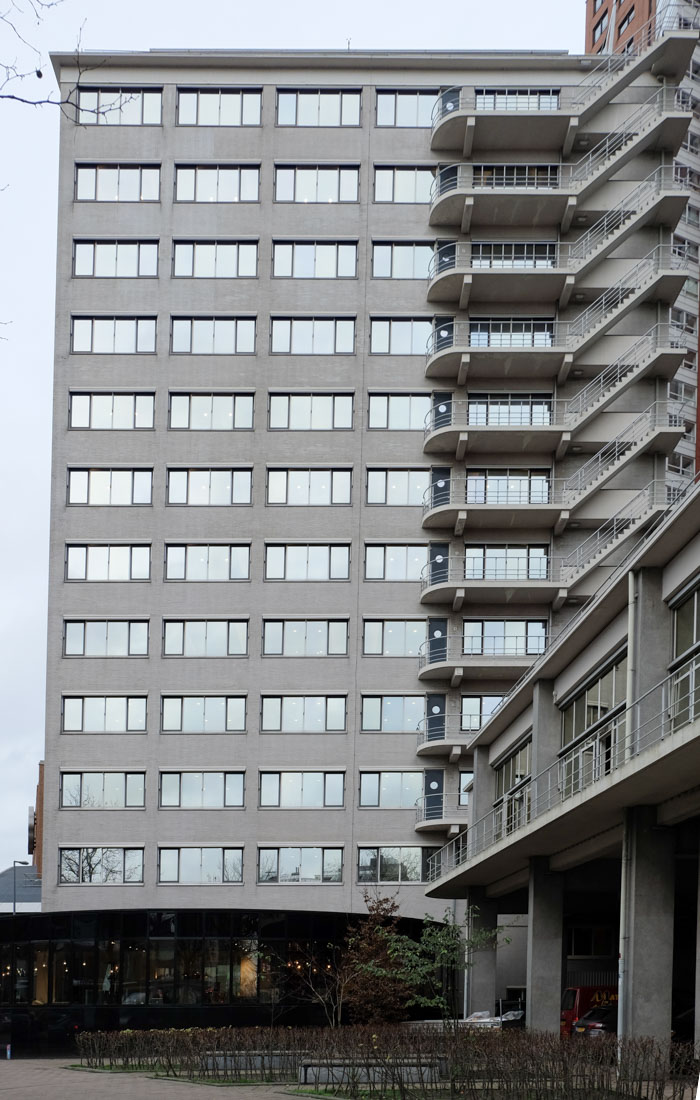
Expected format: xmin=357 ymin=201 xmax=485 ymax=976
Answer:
xmin=0 ymin=1059 xmax=295 ymax=1099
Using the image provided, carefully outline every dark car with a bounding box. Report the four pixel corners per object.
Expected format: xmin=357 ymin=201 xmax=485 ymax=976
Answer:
xmin=573 ymin=1005 xmax=618 ymax=1037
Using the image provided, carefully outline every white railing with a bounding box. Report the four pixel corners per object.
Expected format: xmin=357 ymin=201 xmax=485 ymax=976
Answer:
xmin=424 ymin=396 xmax=562 ymax=437
xmin=568 ymin=166 xmax=682 ymax=263
xmin=417 ymin=631 xmax=549 ymax=671
xmin=423 ymin=476 xmax=553 ymax=515
xmin=420 ymin=555 xmax=560 ymax=593
xmin=416 ymin=716 xmax=477 ymax=750
xmin=415 ymin=796 xmax=470 ymax=825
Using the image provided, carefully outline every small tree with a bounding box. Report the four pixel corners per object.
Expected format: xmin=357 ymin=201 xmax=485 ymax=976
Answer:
xmin=342 ymin=893 xmax=412 ymax=1024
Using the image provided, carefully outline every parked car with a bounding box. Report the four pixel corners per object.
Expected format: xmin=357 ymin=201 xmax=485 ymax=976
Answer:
xmin=560 ymin=986 xmax=617 ymax=1037
xmin=573 ymin=1005 xmax=618 ymax=1037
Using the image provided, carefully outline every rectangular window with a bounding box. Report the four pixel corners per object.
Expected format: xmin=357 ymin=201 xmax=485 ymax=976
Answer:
xmin=173 ymin=241 xmax=257 ymax=278
xmin=618 ymin=6 xmax=634 ymax=35
xmin=272 ymin=241 xmax=357 ymax=278
xmin=368 ymin=394 xmax=431 ymax=430
xmin=268 ymin=394 xmax=352 ymax=429
xmin=466 ymin=469 xmax=550 ymax=505
xmin=369 ymin=319 xmax=433 ymax=354
xmin=262 ymin=620 xmax=348 ymax=656
xmin=361 ymin=696 xmax=426 ymax=732
xmin=463 ymin=620 xmax=547 ymax=656
xmin=169 ymin=394 xmax=253 ymax=430
xmin=265 ymin=544 xmax=350 ymax=581
xmin=372 ymin=243 xmax=434 ymax=279
xmin=69 ymin=394 xmax=154 ymax=429
xmin=68 ymin=469 xmax=152 ymax=506
xmin=60 ymin=772 xmax=145 ymax=808
xmin=374 ymin=167 xmax=434 ymax=203
xmin=174 ymin=165 xmax=260 ymax=202
xmin=270 ymin=318 xmax=355 ymax=354
xmin=495 ymin=741 xmax=532 ymax=798
xmin=166 ymin=469 xmax=252 ymax=506
xmin=359 ymin=772 xmax=423 ymax=808
xmin=66 ymin=545 xmax=150 ymax=581
xmin=461 ymin=695 xmax=503 ymax=731
xmin=561 ymin=653 xmax=627 ymax=747
xmin=471 ymin=242 xmax=557 ymax=269
xmin=71 ymin=317 xmax=156 ymax=353
xmin=259 ymin=772 xmax=344 ymax=808
xmin=465 ymin=546 xmax=549 ymax=581
xmin=171 ymin=317 xmax=255 ymax=354
xmin=159 ymin=772 xmax=244 ymax=808
xmin=73 ymin=241 xmax=158 ymax=277
xmin=471 ymin=165 xmax=559 ymax=189
xmin=592 ymin=10 xmax=609 ymax=41
xmin=78 ymin=88 xmax=162 ymax=125
xmin=274 ymin=166 xmax=359 ymax=203
xmin=364 ymin=545 xmax=427 ymax=581
xmin=177 ymin=88 xmax=261 ymax=125
xmin=64 ymin=620 xmax=148 ymax=657
xmin=363 ymin=620 xmax=426 ymax=657
xmin=59 ymin=847 xmax=143 ymax=884
xmin=75 ymin=165 xmax=159 ymax=201
xmin=161 ymin=696 xmax=246 ymax=733
xmin=164 ymin=545 xmax=250 ymax=581
xmin=376 ymin=91 xmax=437 ymax=127
xmin=163 ymin=620 xmax=248 ymax=657
xmin=277 ymin=89 xmax=360 ymax=126
xmin=474 ymin=88 xmax=560 ymax=111
xmin=62 ymin=696 xmax=147 ymax=733
xmin=257 ymin=847 xmax=342 ymax=883
xmin=468 ymin=393 xmax=553 ymax=426
xmin=267 ymin=469 xmax=351 ymax=505
xmin=158 ymin=848 xmax=243 ymax=884
xmin=260 ymin=696 xmax=346 ymax=732
xmin=367 ymin=469 xmax=430 ymax=505
xmin=358 ymin=846 xmax=438 ymax=883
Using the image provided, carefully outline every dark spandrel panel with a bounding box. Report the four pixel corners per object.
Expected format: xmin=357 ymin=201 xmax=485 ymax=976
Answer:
xmin=233 ymin=911 xmax=259 ymax=937
xmin=121 ymin=911 xmax=147 ymax=938
xmin=204 ymin=910 xmax=231 ymax=937
xmin=258 ymin=912 xmax=286 ymax=939
xmin=72 ymin=914 xmax=97 ymax=941
xmin=177 ymin=911 xmax=202 ymax=938
xmin=148 ymin=911 xmax=176 ymax=937
xmin=50 ymin=914 xmax=71 ymax=939
xmin=97 ymin=912 xmax=122 ymax=941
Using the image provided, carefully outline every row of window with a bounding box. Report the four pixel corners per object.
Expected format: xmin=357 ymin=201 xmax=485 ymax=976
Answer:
xmin=61 ymin=693 xmax=500 ymax=734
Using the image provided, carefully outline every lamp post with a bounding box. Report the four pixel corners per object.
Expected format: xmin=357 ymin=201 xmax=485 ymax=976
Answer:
xmin=12 ymin=861 xmax=28 ymax=915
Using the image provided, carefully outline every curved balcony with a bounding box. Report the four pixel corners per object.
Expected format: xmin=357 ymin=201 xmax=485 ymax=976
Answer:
xmin=422 ymin=477 xmax=565 ymax=533
xmin=430 ymin=85 xmax=574 ymax=154
xmin=423 ymin=397 xmax=567 ymax=457
xmin=415 ymin=795 xmax=470 ymax=833
xmin=425 ymin=320 xmax=566 ymax=382
xmin=419 ymin=555 xmax=567 ymax=608
xmin=427 ymin=242 xmax=569 ymax=305
xmin=417 ymin=632 xmax=547 ymax=684
xmin=416 ymin=715 xmax=476 ymax=757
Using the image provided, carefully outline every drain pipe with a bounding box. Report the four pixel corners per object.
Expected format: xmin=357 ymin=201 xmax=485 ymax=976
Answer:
xmin=625 ymin=570 xmax=637 ymax=761
xmin=618 ymin=570 xmax=637 ymax=1045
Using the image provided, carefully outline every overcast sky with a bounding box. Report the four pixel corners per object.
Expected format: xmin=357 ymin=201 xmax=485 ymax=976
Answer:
xmin=0 ymin=0 xmax=584 ymax=874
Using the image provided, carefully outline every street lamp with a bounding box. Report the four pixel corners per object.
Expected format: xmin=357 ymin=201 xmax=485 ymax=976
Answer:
xmin=12 ymin=861 xmax=29 ymax=915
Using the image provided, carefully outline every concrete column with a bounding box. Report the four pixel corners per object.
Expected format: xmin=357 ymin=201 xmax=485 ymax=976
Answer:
xmin=526 ymin=856 xmax=563 ymax=1032
xmin=466 ymin=887 xmax=498 ymax=1016
xmin=619 ymin=806 xmax=674 ymax=1039
xmin=695 ymin=834 xmax=700 ymax=1048
xmin=472 ymin=746 xmax=496 ymax=822
xmin=531 ymin=679 xmax=560 ymax=776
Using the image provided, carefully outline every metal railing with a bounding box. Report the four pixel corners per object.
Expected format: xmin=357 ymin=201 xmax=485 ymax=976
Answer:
xmin=428 ymin=647 xmax=700 ymax=883
xmin=424 ymin=396 xmax=562 ymax=437
xmin=415 ymin=795 xmax=470 ymax=826
xmin=417 ymin=631 xmax=549 ymax=671
xmin=420 ymin=555 xmax=560 ymax=593
xmin=423 ymin=476 xmax=554 ymax=515
xmin=416 ymin=715 xmax=478 ymax=750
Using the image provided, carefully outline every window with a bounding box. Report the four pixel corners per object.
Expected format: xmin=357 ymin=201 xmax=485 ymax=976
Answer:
xmin=465 ymin=546 xmax=549 ymax=580
xmin=459 ymin=771 xmax=473 ymax=806
xmin=266 ymin=469 xmax=352 ymax=505
xmin=463 ymin=620 xmax=547 ymax=656
xmin=495 ymin=741 xmax=532 ymax=798
xmin=173 ymin=241 xmax=258 ymax=278
xmin=68 ymin=469 xmax=152 ymax=506
xmin=566 ymin=925 xmax=615 ymax=958
xmin=277 ymin=89 xmax=360 ymax=126
xmin=361 ymin=696 xmax=426 ymax=732
xmin=472 ymin=165 xmax=559 ymax=188
xmin=175 ymin=165 xmax=260 ymax=202
xmin=71 ymin=317 xmax=156 ymax=353
xmin=475 ymin=88 xmax=560 ymax=110
xmin=376 ymin=90 xmax=437 ymax=127
xmin=358 ymin=847 xmax=438 ymax=883
xmin=370 ymin=319 xmax=433 ymax=354
xmin=683 ymin=204 xmax=700 ymax=227
xmin=364 ymin=545 xmax=427 ymax=581
xmin=66 ymin=545 xmax=150 ymax=581
xmin=675 ymin=235 xmax=700 ymax=265
xmin=469 ymin=318 xmax=555 ymax=346
xmin=592 ymin=10 xmax=609 ymax=42
xmin=162 ymin=620 xmax=248 ymax=657
xmin=169 ymin=394 xmax=254 ymax=430
xmin=467 ymin=394 xmax=552 ymax=426
xmin=160 ymin=772 xmax=244 ymax=808
xmin=593 ymin=0 xmax=603 ymax=12
xmin=672 ymin=308 xmax=698 ymax=337
xmin=258 ymin=847 xmax=342 ymax=883
xmin=668 ymin=453 xmax=695 ymax=477
xmin=260 ymin=696 xmax=346 ymax=732
xmin=60 ymin=772 xmax=145 ymax=808
xmin=268 ymin=394 xmax=353 ymax=429
xmin=161 ymin=696 xmax=246 ymax=732
xmin=372 ymin=242 xmax=434 ymax=278
xmin=75 ymin=164 xmax=159 ymax=202
xmin=78 ymin=88 xmax=162 ymax=125
xmin=64 ymin=620 xmax=148 ymax=657
xmin=359 ymin=772 xmax=423 ymax=808
xmin=674 ymin=589 xmax=700 ymax=659
xmin=374 ymin=167 xmax=434 ymax=203
xmin=73 ymin=241 xmax=158 ymax=277
xmin=59 ymin=847 xmax=143 ymax=884
xmin=461 ymin=695 xmax=503 ymax=731
xmin=259 ymin=772 xmax=344 ymax=807
xmin=166 ymin=469 xmax=252 ymax=506
xmin=171 ymin=317 xmax=255 ymax=354
xmin=69 ymin=394 xmax=154 ymax=429
xmin=471 ymin=242 xmax=557 ymax=269
xmin=270 ymin=318 xmax=355 ymax=354
xmin=177 ymin=88 xmax=261 ymax=125
xmin=272 ymin=241 xmax=357 ymax=278
xmin=158 ymin=848 xmax=243 ymax=884
xmin=561 ymin=653 xmax=627 ymax=746
xmin=367 ymin=469 xmax=430 ymax=505
xmin=617 ymin=6 xmax=634 ymax=35
xmin=274 ymin=166 xmax=359 ymax=202
xmin=62 ymin=696 xmax=147 ymax=733
xmin=466 ymin=469 xmax=550 ymax=505
xmin=262 ymin=620 xmax=348 ymax=656
xmin=368 ymin=395 xmax=431 ymax=429
xmin=164 ymin=545 xmax=250 ymax=581
xmin=363 ymin=620 xmax=426 ymax=656
xmin=265 ymin=545 xmax=350 ymax=580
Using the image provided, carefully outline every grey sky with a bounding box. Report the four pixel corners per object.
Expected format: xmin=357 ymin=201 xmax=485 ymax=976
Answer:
xmin=0 ymin=0 xmax=584 ymax=873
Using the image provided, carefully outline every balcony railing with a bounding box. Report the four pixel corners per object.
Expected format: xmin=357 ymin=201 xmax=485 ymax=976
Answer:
xmin=416 ymin=715 xmax=477 ymax=750
xmin=415 ymin=795 xmax=470 ymax=826
xmin=420 ymin=555 xmax=561 ymax=593
xmin=428 ymin=647 xmax=700 ymax=883
xmin=423 ymin=477 xmax=554 ymax=516
xmin=418 ymin=631 xmax=548 ymax=671
xmin=424 ymin=396 xmax=563 ymax=438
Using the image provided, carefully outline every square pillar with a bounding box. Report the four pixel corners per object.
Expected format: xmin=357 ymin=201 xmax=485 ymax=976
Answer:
xmin=467 ymin=887 xmax=498 ymax=1016
xmin=526 ymin=856 xmax=563 ymax=1032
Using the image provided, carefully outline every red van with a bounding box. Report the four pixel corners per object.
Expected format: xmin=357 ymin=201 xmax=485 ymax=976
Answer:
xmin=560 ymin=986 xmax=618 ymax=1037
